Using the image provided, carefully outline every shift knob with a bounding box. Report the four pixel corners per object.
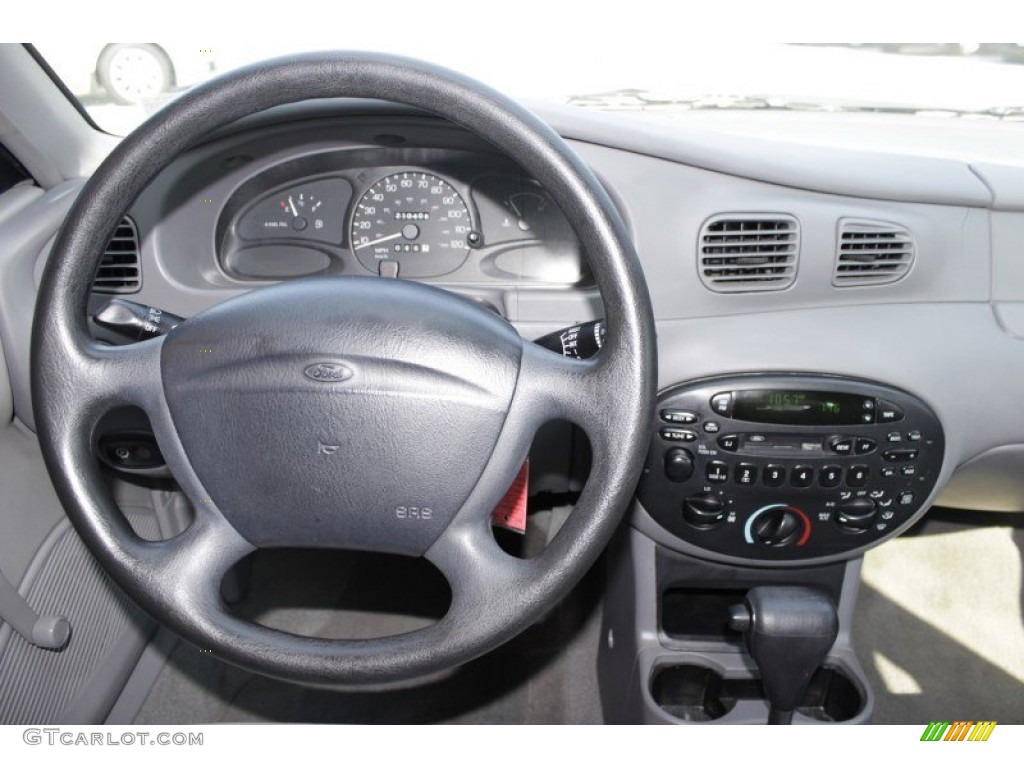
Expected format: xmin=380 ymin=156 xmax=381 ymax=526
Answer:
xmin=729 ymin=586 xmax=839 ymax=725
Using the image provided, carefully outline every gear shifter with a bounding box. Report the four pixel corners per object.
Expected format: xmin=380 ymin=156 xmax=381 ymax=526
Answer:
xmin=729 ymin=586 xmax=839 ymax=725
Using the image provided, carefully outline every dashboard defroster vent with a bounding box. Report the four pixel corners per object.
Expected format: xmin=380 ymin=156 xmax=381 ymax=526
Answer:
xmin=93 ymin=217 xmax=141 ymax=294
xmin=834 ymin=219 xmax=914 ymax=287
xmin=698 ymin=215 xmax=799 ymax=293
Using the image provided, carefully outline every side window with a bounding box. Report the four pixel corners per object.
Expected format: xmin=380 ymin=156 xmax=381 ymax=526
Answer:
xmin=0 ymin=143 xmax=31 ymax=194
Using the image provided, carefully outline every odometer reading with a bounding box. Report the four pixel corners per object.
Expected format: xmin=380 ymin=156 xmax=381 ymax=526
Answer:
xmin=350 ymin=172 xmax=472 ymax=272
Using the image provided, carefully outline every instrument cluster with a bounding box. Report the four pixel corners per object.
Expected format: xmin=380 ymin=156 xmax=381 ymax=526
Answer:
xmin=218 ymin=151 xmax=587 ymax=285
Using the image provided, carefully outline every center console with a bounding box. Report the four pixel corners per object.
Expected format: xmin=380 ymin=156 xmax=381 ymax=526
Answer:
xmin=638 ymin=374 xmax=944 ymax=564
xmin=599 ymin=373 xmax=947 ymax=725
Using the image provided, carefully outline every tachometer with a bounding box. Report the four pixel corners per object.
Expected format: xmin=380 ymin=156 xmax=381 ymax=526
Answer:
xmin=350 ymin=171 xmax=474 ymax=274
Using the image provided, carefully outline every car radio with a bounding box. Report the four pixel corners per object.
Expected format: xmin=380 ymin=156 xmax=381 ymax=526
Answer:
xmin=637 ymin=374 xmax=945 ymax=562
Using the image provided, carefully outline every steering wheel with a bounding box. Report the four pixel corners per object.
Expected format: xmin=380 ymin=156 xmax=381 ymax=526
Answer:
xmin=31 ymin=53 xmax=656 ymax=685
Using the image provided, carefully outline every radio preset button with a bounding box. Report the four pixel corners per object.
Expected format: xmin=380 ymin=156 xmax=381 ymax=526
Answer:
xmin=710 ymin=392 xmax=733 ymax=416
xmin=661 ymin=409 xmax=698 ymax=424
xmin=706 ymin=461 xmax=729 ymax=483
xmin=791 ymin=465 xmax=814 ymax=488
xmin=854 ymin=438 xmax=877 ymax=455
xmin=820 ymin=465 xmax=843 ymax=488
xmin=848 ymin=465 xmax=870 ymax=487
xmin=735 ymin=463 xmax=758 ymax=485
xmin=717 ymin=434 xmax=739 ymax=452
xmin=829 ymin=436 xmax=854 ymax=455
xmin=660 ymin=427 xmax=697 ymax=442
xmin=763 ymin=465 xmax=786 ymax=487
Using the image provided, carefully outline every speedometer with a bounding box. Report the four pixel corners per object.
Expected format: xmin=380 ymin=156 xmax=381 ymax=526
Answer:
xmin=350 ymin=171 xmax=474 ymax=275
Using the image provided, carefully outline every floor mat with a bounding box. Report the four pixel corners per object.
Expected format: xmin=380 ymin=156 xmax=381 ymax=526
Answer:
xmin=135 ymin=548 xmax=603 ymax=725
xmin=853 ymin=509 xmax=1024 ymax=724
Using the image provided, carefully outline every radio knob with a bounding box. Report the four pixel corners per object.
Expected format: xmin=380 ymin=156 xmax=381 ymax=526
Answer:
xmin=683 ymin=493 xmax=725 ymax=528
xmin=751 ymin=508 xmax=804 ymax=547
xmin=836 ymin=497 xmax=877 ymax=532
xmin=664 ymin=448 xmax=695 ymax=483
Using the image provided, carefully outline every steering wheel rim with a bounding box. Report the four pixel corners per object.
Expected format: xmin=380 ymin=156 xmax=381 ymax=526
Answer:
xmin=31 ymin=52 xmax=656 ymax=685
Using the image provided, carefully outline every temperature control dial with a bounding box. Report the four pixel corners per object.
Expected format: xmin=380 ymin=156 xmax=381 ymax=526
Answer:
xmin=745 ymin=505 xmax=811 ymax=548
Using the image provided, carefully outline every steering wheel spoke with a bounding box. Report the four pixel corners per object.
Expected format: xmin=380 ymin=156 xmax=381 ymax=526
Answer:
xmin=35 ymin=333 xmax=164 ymax=427
xmin=518 ymin=339 xmax=616 ymax=436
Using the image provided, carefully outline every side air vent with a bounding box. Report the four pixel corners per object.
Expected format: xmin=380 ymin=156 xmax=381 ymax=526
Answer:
xmin=698 ymin=214 xmax=799 ymax=292
xmin=833 ymin=219 xmax=915 ymax=287
xmin=93 ymin=217 xmax=141 ymax=294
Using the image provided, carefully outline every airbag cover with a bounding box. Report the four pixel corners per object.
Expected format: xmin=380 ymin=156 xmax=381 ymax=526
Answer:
xmin=161 ymin=276 xmax=521 ymax=554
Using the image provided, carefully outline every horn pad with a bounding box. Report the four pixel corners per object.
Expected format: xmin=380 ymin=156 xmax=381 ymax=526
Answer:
xmin=160 ymin=277 xmax=522 ymax=554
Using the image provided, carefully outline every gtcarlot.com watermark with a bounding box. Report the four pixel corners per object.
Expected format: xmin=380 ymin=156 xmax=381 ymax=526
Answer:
xmin=23 ymin=728 xmax=203 ymax=747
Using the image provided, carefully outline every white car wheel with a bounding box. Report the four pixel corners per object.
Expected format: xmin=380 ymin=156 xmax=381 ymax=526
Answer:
xmin=97 ymin=44 xmax=172 ymax=105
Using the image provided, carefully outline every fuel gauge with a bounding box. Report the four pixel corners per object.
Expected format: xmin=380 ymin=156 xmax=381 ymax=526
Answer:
xmin=275 ymin=192 xmax=322 ymax=233
xmin=237 ymin=178 xmax=351 ymax=245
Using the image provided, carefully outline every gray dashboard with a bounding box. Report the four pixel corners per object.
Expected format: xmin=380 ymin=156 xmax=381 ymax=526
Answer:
xmin=6 ymin=101 xmax=1024 ymax=565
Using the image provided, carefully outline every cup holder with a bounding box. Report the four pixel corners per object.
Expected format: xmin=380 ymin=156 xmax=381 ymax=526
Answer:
xmin=795 ymin=666 xmax=863 ymax=722
xmin=651 ymin=664 xmax=863 ymax=723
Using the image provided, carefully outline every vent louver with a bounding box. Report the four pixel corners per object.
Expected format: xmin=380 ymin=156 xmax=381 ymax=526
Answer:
xmin=834 ymin=219 xmax=914 ymax=287
xmin=93 ymin=217 xmax=141 ymax=294
xmin=698 ymin=214 xmax=799 ymax=292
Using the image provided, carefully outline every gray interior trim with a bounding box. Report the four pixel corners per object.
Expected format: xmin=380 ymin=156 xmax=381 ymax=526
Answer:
xmin=936 ymin=445 xmax=1024 ymax=512
xmin=0 ymin=421 xmax=67 ymax=586
xmin=0 ymin=336 xmax=11 ymax=425
xmin=0 ymin=179 xmax=84 ymax=430
xmin=972 ymin=161 xmax=1024 ymax=211
xmin=104 ymin=626 xmax=178 ymax=725
xmin=990 ymin=214 xmax=1024 ymax=302
xmin=991 ymin=303 xmax=1024 ymax=338
xmin=0 ymin=45 xmax=116 ymax=186
xmin=537 ymin=104 xmax=993 ymax=207
xmin=0 ymin=516 xmax=155 ymax=724
xmin=0 ymin=182 xmax=42 ymax=228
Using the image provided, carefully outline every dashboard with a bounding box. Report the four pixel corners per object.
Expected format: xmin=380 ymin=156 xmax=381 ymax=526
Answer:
xmin=15 ymin=102 xmax=1024 ymax=558
xmin=4 ymin=86 xmax=1024 ymax=726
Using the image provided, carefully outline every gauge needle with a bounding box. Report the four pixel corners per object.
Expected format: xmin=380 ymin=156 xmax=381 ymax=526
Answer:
xmin=288 ymin=196 xmax=298 ymax=217
xmin=354 ymin=232 xmax=403 ymax=250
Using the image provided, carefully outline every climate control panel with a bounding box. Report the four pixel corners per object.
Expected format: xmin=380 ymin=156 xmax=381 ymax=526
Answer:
xmin=636 ymin=374 xmax=945 ymax=562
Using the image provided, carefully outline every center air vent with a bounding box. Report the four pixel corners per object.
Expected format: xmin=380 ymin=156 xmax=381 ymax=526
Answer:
xmin=93 ymin=217 xmax=141 ymax=294
xmin=698 ymin=214 xmax=799 ymax=293
xmin=834 ymin=219 xmax=914 ymax=287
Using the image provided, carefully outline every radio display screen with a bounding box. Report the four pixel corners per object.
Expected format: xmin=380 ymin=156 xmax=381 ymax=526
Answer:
xmin=732 ymin=390 xmax=873 ymax=425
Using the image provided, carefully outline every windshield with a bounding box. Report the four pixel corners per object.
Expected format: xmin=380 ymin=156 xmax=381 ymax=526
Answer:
xmin=35 ymin=40 xmax=1024 ymax=136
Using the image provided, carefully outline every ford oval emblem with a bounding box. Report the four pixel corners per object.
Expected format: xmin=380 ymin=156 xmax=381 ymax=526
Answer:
xmin=303 ymin=362 xmax=354 ymax=383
